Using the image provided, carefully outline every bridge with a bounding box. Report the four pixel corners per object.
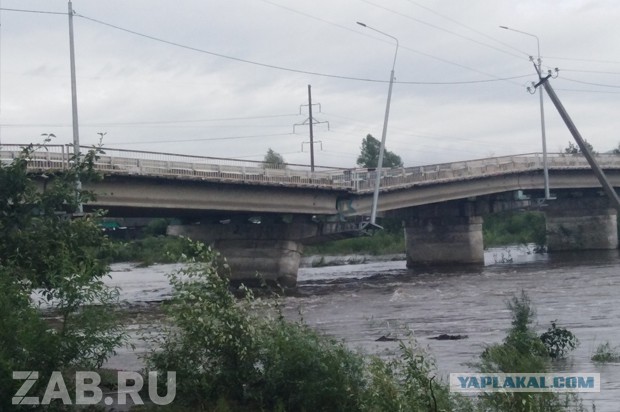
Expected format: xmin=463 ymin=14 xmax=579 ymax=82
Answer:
xmin=3 ymin=144 xmax=619 ymax=286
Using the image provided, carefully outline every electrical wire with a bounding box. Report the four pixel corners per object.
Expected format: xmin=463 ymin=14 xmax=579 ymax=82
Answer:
xmin=560 ymin=76 xmax=620 ymax=89
xmin=402 ymin=0 xmax=530 ymax=58
xmin=0 ymin=7 xmax=65 ymax=15
xmin=361 ymin=0 xmax=525 ymax=60
xmin=75 ymin=13 xmax=531 ymax=86
xmin=108 ymin=132 xmax=293 ymax=146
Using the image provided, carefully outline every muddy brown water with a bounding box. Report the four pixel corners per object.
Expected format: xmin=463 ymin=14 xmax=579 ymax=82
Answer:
xmin=102 ymin=246 xmax=620 ymax=411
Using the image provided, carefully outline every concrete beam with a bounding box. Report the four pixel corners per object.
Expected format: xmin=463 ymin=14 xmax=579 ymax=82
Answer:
xmin=85 ymin=175 xmax=344 ymax=215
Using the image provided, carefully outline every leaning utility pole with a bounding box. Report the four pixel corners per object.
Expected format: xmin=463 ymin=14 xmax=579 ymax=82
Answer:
xmin=534 ymin=69 xmax=620 ymax=213
xmin=68 ymin=1 xmax=82 ymax=213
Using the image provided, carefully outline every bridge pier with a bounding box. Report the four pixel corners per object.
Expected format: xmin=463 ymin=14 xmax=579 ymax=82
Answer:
xmin=402 ymin=203 xmax=484 ymax=268
xmin=545 ymin=196 xmax=618 ymax=251
xmin=168 ymin=215 xmax=360 ymax=288
xmin=213 ymin=239 xmax=303 ymax=288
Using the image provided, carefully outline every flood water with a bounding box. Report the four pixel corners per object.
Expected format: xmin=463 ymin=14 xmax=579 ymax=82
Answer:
xmin=104 ymin=246 xmax=620 ymax=410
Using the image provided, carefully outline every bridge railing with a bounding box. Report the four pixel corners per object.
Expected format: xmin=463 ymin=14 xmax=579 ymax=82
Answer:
xmin=2 ymin=143 xmax=619 ymax=192
xmin=354 ymin=153 xmax=620 ymax=192
xmin=0 ymin=144 xmax=356 ymax=189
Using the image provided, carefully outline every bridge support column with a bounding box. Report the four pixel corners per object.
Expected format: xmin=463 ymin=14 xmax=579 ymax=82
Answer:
xmin=404 ymin=215 xmax=484 ymax=268
xmin=545 ymin=197 xmax=618 ymax=251
xmin=167 ymin=216 xmax=360 ymax=288
xmin=214 ymin=239 xmax=302 ymax=288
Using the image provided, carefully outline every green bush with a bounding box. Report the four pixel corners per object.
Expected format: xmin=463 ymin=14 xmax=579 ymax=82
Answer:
xmin=540 ymin=321 xmax=579 ymax=359
xmin=103 ymin=235 xmax=196 ymax=265
xmin=483 ymin=211 xmax=546 ymax=249
xmin=477 ymin=292 xmax=585 ymax=412
xmin=305 ymin=230 xmax=404 ymax=256
xmin=591 ymin=342 xmax=620 ymax=363
xmin=0 ymin=143 xmax=126 ymax=409
xmin=145 ymin=240 xmax=471 ymax=411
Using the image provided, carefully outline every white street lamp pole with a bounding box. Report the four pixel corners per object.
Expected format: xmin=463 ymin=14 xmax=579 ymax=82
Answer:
xmin=357 ymin=22 xmax=399 ymax=227
xmin=500 ymin=26 xmax=551 ymax=200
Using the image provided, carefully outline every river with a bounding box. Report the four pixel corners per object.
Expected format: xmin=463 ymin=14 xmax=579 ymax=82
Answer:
xmin=103 ymin=246 xmax=620 ymax=411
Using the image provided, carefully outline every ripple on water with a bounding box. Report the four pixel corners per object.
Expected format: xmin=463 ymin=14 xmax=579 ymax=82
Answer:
xmin=105 ymin=248 xmax=620 ymax=411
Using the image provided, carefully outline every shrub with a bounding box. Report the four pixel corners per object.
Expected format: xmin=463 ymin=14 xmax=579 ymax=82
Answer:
xmin=540 ymin=321 xmax=579 ymax=359
xmin=591 ymin=342 xmax=620 ymax=363
xmin=0 ymin=143 xmax=126 ymax=409
xmin=477 ymin=291 xmax=585 ymax=412
xmin=145 ymin=240 xmax=471 ymax=411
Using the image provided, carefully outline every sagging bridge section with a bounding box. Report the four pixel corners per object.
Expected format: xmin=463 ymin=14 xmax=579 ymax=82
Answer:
xmin=2 ymin=144 xmax=619 ymax=286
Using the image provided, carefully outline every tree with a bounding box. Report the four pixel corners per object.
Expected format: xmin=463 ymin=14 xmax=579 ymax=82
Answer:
xmin=613 ymin=142 xmax=620 ymax=155
xmin=564 ymin=140 xmax=596 ymax=155
xmin=263 ymin=148 xmax=286 ymax=169
xmin=356 ymin=134 xmax=403 ymax=169
xmin=0 ymin=143 xmax=126 ymax=409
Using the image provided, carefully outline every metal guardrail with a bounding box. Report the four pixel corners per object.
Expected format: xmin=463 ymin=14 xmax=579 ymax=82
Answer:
xmin=1 ymin=144 xmax=619 ymax=192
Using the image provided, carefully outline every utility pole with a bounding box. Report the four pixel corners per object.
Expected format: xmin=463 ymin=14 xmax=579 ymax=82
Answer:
xmin=307 ymin=85 xmax=315 ymax=172
xmin=294 ymin=85 xmax=328 ymax=172
xmin=68 ymin=1 xmax=82 ymax=213
xmin=535 ymin=71 xmax=620 ymax=213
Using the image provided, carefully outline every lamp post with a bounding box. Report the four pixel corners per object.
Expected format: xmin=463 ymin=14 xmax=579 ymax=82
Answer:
xmin=357 ymin=22 xmax=399 ymax=227
xmin=500 ymin=25 xmax=551 ymax=200
xmin=68 ymin=1 xmax=82 ymax=213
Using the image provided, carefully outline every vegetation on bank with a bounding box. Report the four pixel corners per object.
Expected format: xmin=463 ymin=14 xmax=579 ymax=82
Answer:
xmin=142 ymin=251 xmax=587 ymax=411
xmin=0 ymin=144 xmax=594 ymax=411
xmin=103 ymin=211 xmax=548 ymax=266
xmin=0 ymin=143 xmax=127 ymax=410
xmin=482 ymin=211 xmax=546 ymax=249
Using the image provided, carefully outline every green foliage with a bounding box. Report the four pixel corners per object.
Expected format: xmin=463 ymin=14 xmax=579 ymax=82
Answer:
xmin=477 ymin=291 xmax=584 ymax=412
xmin=305 ymin=230 xmax=404 ymax=256
xmin=591 ymin=341 xmax=620 ymax=363
xmin=0 ymin=143 xmax=126 ymax=409
xmin=143 ymin=218 xmax=170 ymax=237
xmin=146 ymin=240 xmax=471 ymax=411
xmin=104 ymin=235 xmax=196 ymax=266
xmin=540 ymin=321 xmax=579 ymax=359
xmin=357 ymin=134 xmax=403 ymax=168
xmin=263 ymin=147 xmax=286 ymax=169
xmin=363 ymin=341 xmax=474 ymax=412
xmin=564 ymin=140 xmax=596 ymax=155
xmin=483 ymin=211 xmax=546 ymax=250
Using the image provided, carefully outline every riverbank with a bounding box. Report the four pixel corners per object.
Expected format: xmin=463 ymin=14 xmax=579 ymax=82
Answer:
xmin=103 ymin=212 xmax=547 ymax=267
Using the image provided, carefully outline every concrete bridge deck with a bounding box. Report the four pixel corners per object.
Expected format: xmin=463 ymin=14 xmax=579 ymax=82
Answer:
xmin=2 ymin=143 xmax=620 ymax=196
xmin=3 ymin=143 xmax=619 ymax=287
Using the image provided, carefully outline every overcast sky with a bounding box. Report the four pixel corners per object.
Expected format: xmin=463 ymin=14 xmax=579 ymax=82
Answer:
xmin=1 ymin=0 xmax=619 ymax=168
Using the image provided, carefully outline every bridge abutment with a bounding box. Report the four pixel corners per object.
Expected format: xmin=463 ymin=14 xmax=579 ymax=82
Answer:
xmin=545 ymin=196 xmax=618 ymax=251
xmin=402 ymin=203 xmax=484 ymax=268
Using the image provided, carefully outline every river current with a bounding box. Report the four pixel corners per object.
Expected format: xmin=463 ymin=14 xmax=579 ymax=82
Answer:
xmin=103 ymin=246 xmax=620 ymax=410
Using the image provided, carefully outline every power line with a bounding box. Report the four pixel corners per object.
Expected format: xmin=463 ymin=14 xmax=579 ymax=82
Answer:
xmin=560 ymin=68 xmax=620 ymax=75
xmin=560 ymin=76 xmax=620 ymax=89
xmin=256 ymin=0 xmax=528 ymax=86
xmin=75 ymin=13 xmax=530 ymax=86
xmin=0 ymin=7 xmax=65 ymax=15
xmin=545 ymin=56 xmax=620 ymax=65
xmin=361 ymin=0 xmax=525 ymax=60
xmin=402 ymin=0 xmax=530 ymax=58
xmin=99 ymin=132 xmax=294 ymax=146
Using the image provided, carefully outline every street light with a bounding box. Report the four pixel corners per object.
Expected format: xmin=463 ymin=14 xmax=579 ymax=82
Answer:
xmin=357 ymin=21 xmax=399 ymax=227
xmin=500 ymin=25 xmax=552 ymax=201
